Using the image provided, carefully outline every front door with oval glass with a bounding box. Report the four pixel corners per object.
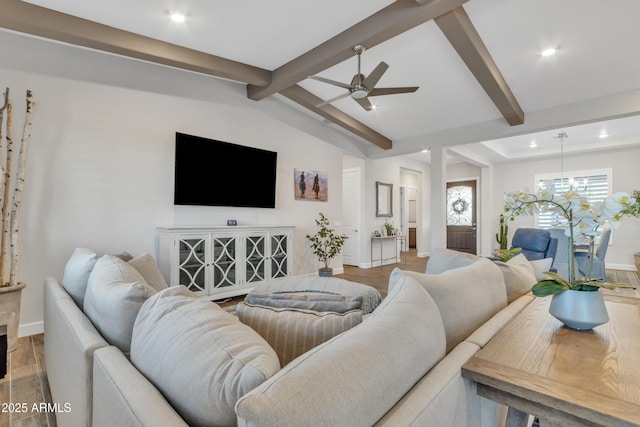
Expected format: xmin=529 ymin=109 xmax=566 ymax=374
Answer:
xmin=446 ymin=180 xmax=476 ymax=254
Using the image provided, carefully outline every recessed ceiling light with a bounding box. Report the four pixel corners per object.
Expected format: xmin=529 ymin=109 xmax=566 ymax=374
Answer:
xmin=599 ymin=131 xmax=609 ymax=139
xmin=370 ymin=104 xmax=377 ymax=111
xmin=421 ymin=149 xmax=429 ymax=153
xmin=170 ymin=13 xmax=186 ymax=23
xmin=529 ymin=140 xmax=537 ymax=148
xmin=541 ymin=48 xmax=556 ymax=57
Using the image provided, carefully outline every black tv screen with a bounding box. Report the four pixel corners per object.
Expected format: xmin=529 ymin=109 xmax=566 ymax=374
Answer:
xmin=174 ymin=132 xmax=277 ymax=208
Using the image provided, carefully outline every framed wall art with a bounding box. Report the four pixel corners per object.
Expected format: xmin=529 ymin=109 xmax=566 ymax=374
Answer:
xmin=294 ymin=169 xmax=327 ymax=201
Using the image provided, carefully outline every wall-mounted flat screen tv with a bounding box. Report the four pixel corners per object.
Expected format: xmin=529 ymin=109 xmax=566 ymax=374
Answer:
xmin=174 ymin=132 xmax=277 ymax=208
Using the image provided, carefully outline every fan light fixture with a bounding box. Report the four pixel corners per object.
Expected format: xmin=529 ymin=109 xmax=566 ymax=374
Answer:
xmin=310 ymin=44 xmax=419 ymax=111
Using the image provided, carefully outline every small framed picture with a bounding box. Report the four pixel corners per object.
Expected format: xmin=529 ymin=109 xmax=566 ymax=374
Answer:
xmin=227 ymin=220 xmax=237 ymax=226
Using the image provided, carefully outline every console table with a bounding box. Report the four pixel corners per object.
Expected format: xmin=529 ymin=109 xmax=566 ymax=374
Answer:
xmin=157 ymin=225 xmax=294 ymax=300
xmin=371 ymin=235 xmax=406 ymax=267
xmin=462 ymin=295 xmax=640 ymax=427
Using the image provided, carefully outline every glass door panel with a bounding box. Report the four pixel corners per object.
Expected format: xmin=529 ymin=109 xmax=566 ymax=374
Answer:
xmin=270 ymin=233 xmax=289 ymax=278
xmin=178 ymin=238 xmax=207 ymax=293
xmin=245 ymin=234 xmax=266 ymax=284
xmin=212 ymin=236 xmax=237 ymax=289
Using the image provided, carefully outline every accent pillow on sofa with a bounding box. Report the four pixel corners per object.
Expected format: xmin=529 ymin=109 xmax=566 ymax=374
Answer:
xmin=529 ymin=257 xmax=554 ymax=281
xmin=245 ymin=291 xmax=363 ymax=313
xmin=83 ymin=255 xmax=157 ymax=354
xmin=237 ymin=302 xmax=363 ymax=366
xmin=425 ymin=247 xmax=480 ymax=274
xmin=493 ymin=254 xmax=538 ymax=303
xmin=131 ymin=286 xmax=280 ymax=427
xmin=236 ymin=273 xmax=446 ymax=427
xmin=394 ymin=257 xmax=507 ymax=353
xmin=127 ymin=252 xmax=168 ymax=292
xmin=62 ymin=247 xmax=101 ymax=309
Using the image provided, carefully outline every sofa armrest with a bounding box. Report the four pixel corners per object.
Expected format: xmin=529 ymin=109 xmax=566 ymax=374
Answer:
xmin=93 ymin=346 xmax=188 ymax=427
xmin=44 ymin=277 xmax=109 ymax=427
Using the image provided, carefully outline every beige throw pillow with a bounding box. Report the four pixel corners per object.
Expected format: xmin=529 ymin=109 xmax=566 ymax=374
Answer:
xmin=128 ymin=253 xmax=169 ymax=291
xmin=494 ymin=254 xmax=538 ymax=303
xmin=83 ymin=255 xmax=157 ymax=354
xmin=425 ymin=247 xmax=480 ymax=274
xmin=396 ymin=257 xmax=507 ymax=353
xmin=237 ymin=302 xmax=363 ymax=366
xmin=529 ymin=257 xmax=554 ymax=281
xmin=131 ymin=286 xmax=280 ymax=427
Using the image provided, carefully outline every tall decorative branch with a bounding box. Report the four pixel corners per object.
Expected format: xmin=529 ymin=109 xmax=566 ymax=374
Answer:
xmin=9 ymin=90 xmax=34 ymax=286
xmin=0 ymin=88 xmax=13 ymax=285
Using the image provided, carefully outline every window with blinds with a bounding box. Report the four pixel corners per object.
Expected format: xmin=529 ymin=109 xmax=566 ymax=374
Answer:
xmin=534 ymin=169 xmax=612 ymax=229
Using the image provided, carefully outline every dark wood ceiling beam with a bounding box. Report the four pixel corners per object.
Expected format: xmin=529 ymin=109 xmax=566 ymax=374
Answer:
xmin=0 ymin=0 xmax=271 ymax=86
xmin=280 ymin=86 xmax=392 ymax=150
xmin=435 ymin=7 xmax=524 ymax=125
xmin=247 ymin=0 xmax=469 ymax=101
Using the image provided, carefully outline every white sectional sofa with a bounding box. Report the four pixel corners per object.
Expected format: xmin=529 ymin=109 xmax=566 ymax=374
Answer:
xmin=44 ymin=247 xmax=543 ymax=426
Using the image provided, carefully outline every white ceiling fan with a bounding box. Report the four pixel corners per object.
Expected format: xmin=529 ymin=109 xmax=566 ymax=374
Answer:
xmin=311 ymin=44 xmax=419 ymax=111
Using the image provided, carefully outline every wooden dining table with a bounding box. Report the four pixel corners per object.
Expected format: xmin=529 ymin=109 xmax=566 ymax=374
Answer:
xmin=462 ymin=294 xmax=640 ymax=427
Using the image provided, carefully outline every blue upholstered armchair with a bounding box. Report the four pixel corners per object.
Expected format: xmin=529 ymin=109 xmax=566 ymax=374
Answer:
xmin=511 ymin=228 xmax=558 ymax=262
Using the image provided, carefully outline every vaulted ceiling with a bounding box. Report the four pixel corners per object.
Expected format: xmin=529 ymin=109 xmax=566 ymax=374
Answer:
xmin=3 ymin=0 xmax=640 ymax=165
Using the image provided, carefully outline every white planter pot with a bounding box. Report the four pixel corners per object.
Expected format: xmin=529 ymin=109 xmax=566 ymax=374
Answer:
xmin=549 ymin=289 xmax=609 ymax=330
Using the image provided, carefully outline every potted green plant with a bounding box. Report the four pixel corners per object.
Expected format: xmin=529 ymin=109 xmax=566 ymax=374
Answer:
xmin=306 ymin=212 xmax=348 ymax=277
xmin=0 ymin=88 xmax=35 ymax=352
xmin=492 ymin=214 xmax=522 ymax=261
xmin=384 ymin=220 xmax=394 ymax=236
xmin=504 ymin=184 xmax=636 ymax=330
xmin=620 ymin=189 xmax=640 ymax=272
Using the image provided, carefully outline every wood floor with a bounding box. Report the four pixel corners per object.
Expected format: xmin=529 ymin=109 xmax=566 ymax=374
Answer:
xmin=336 ymin=248 xmax=429 ymax=298
xmin=0 ymin=335 xmax=56 ymax=427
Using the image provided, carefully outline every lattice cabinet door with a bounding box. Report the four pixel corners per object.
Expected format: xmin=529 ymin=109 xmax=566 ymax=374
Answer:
xmin=177 ymin=235 xmax=210 ymax=295
xmin=210 ymin=234 xmax=239 ymax=291
xmin=269 ymin=232 xmax=291 ymax=279
xmin=244 ymin=233 xmax=267 ymax=285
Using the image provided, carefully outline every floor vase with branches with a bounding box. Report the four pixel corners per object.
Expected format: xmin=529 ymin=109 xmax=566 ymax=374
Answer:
xmin=0 ymin=88 xmax=35 ymax=352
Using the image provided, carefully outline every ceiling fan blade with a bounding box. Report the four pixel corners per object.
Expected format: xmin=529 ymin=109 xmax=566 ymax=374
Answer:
xmin=309 ymin=75 xmax=353 ymax=90
xmin=316 ymin=92 xmax=351 ymax=107
xmin=368 ymin=86 xmax=419 ymax=97
xmin=354 ymin=96 xmax=374 ymax=111
xmin=362 ymin=62 xmax=389 ymax=89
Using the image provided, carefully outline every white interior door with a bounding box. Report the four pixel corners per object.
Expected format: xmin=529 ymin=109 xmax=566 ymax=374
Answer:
xmin=342 ymin=168 xmax=361 ymax=266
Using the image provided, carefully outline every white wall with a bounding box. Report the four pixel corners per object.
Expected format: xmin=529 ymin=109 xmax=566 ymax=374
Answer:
xmin=490 ymin=147 xmax=640 ymax=269
xmin=446 ymin=162 xmax=481 ymax=180
xmin=1 ymin=48 xmax=349 ymax=334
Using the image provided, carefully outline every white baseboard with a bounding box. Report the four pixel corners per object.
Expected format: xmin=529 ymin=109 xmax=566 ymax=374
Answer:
xmin=19 ymin=321 xmax=43 ymax=337
xmin=607 ymin=263 xmax=637 ymax=272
